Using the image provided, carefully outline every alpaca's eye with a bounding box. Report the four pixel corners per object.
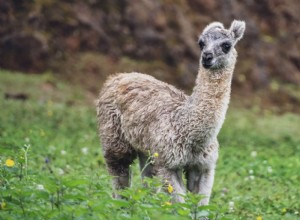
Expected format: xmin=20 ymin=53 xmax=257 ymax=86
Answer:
xmin=198 ymin=40 xmax=205 ymax=50
xmin=221 ymin=42 xmax=231 ymax=53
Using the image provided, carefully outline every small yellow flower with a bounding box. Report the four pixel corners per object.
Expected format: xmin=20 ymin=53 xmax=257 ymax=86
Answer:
xmin=47 ymin=110 xmax=53 ymax=117
xmin=164 ymin=201 xmax=172 ymax=206
xmin=153 ymin=152 xmax=159 ymax=158
xmin=0 ymin=201 xmax=6 ymax=209
xmin=167 ymin=184 xmax=173 ymax=193
xmin=40 ymin=129 xmax=45 ymax=137
xmin=282 ymin=208 xmax=287 ymax=213
xmin=256 ymin=216 xmax=263 ymax=220
xmin=5 ymin=159 xmax=15 ymax=167
xmin=47 ymin=100 xmax=53 ymax=107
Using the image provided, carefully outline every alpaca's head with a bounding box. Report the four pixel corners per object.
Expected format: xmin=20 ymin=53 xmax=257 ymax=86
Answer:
xmin=198 ymin=20 xmax=245 ymax=70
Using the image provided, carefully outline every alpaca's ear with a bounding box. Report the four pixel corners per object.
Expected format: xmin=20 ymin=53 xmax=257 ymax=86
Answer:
xmin=230 ymin=20 xmax=245 ymax=42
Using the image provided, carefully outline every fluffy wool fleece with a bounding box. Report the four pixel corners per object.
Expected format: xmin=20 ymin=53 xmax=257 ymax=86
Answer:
xmin=97 ymin=20 xmax=245 ymax=204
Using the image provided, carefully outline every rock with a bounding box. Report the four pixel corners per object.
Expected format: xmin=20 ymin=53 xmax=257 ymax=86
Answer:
xmin=0 ymin=32 xmax=48 ymax=72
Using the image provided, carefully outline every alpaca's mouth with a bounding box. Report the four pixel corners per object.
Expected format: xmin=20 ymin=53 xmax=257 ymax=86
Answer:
xmin=202 ymin=59 xmax=225 ymax=70
xmin=202 ymin=61 xmax=213 ymax=69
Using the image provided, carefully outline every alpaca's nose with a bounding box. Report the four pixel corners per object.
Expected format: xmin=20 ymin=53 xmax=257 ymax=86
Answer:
xmin=202 ymin=52 xmax=214 ymax=68
xmin=203 ymin=52 xmax=213 ymax=62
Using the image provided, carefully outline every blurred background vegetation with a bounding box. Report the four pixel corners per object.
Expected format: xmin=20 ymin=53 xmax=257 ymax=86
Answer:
xmin=0 ymin=0 xmax=299 ymax=111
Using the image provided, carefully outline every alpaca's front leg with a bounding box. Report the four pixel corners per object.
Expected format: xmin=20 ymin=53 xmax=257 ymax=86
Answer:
xmin=198 ymin=168 xmax=215 ymax=206
xmin=186 ymin=167 xmax=216 ymax=206
xmin=158 ymin=168 xmax=186 ymax=203
xmin=186 ymin=141 xmax=219 ymax=205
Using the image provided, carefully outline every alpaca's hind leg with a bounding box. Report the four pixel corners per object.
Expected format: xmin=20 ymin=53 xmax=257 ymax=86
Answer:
xmin=106 ymin=154 xmax=134 ymax=185
xmin=186 ymin=167 xmax=215 ymax=206
xmin=102 ymin=133 xmax=137 ymax=199
xmin=98 ymin=106 xmax=137 ymax=198
xmin=138 ymin=152 xmax=155 ymax=179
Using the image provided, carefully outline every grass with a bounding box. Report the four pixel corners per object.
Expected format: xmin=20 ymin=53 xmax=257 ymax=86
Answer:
xmin=0 ymin=70 xmax=299 ymax=219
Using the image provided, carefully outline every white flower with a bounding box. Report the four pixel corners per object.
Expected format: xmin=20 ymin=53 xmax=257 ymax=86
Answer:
xmin=249 ymin=175 xmax=255 ymax=180
xmin=57 ymin=168 xmax=64 ymax=175
xmin=222 ymin=187 xmax=229 ymax=193
xmin=61 ymin=150 xmax=67 ymax=155
xmin=251 ymin=151 xmax=257 ymax=157
xmin=36 ymin=184 xmax=45 ymax=190
xmin=229 ymin=201 xmax=234 ymax=211
xmin=267 ymin=166 xmax=273 ymax=173
xmin=249 ymin=169 xmax=254 ymax=174
xmin=81 ymin=147 xmax=88 ymax=155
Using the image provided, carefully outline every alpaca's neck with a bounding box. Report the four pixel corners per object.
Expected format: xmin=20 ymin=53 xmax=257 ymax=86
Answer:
xmin=190 ymin=65 xmax=234 ymax=106
xmin=183 ymin=63 xmax=235 ymax=145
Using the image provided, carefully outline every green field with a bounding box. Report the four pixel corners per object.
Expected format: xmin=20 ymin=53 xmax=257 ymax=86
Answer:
xmin=0 ymin=70 xmax=299 ymax=220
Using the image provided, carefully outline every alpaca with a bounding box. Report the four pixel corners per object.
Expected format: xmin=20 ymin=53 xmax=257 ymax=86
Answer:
xmin=97 ymin=20 xmax=245 ymax=204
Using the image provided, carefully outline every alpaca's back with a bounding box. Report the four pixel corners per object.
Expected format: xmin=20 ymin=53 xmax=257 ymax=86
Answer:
xmin=97 ymin=72 xmax=187 ymax=153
